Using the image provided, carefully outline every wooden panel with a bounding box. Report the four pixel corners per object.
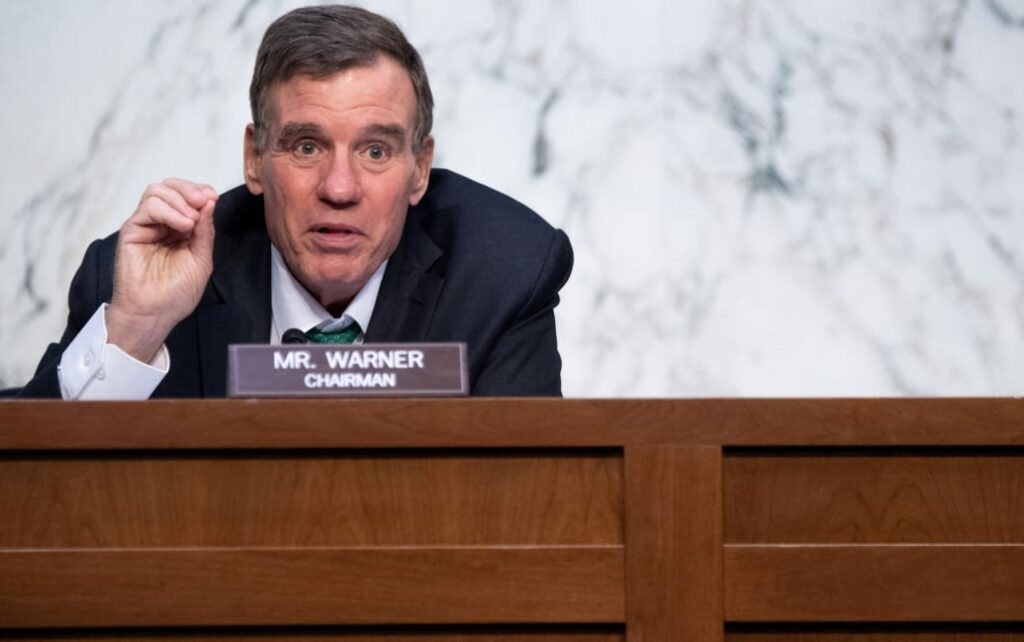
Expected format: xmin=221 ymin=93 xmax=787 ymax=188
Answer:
xmin=0 ymin=634 xmax=621 ymax=642
xmin=624 ymin=446 xmax=722 ymax=642
xmin=0 ymin=546 xmax=624 ymax=627
xmin=0 ymin=625 xmax=624 ymax=641
xmin=725 ymin=453 xmax=1024 ymax=543
xmin=0 ymin=638 xmax=621 ymax=642
xmin=3 ymin=398 xmax=1024 ymax=449
xmin=0 ymin=453 xmax=621 ymax=547
xmin=0 ymin=637 xmax=621 ymax=642
xmin=726 ymin=629 xmax=1024 ymax=640
xmin=725 ymin=544 xmax=1024 ymax=621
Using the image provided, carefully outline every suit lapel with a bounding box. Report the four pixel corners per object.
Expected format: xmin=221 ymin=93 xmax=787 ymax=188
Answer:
xmin=196 ymin=206 xmax=272 ymax=397
xmin=365 ymin=215 xmax=444 ymax=343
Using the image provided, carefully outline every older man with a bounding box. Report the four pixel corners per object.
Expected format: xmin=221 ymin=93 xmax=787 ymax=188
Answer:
xmin=20 ymin=5 xmax=572 ymax=398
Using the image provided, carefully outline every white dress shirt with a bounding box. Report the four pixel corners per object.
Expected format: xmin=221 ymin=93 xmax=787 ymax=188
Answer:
xmin=269 ymin=246 xmax=383 ymax=342
xmin=57 ymin=246 xmax=386 ymax=400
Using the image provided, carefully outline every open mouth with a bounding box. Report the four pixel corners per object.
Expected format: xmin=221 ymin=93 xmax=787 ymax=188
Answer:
xmin=309 ymin=225 xmax=363 ymax=249
xmin=314 ymin=225 xmax=359 ymax=235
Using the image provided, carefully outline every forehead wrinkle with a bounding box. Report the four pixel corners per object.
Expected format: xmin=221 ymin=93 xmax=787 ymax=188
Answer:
xmin=275 ymin=64 xmax=415 ymax=115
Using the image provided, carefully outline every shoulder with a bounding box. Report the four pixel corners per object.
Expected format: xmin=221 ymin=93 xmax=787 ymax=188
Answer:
xmin=408 ymin=169 xmax=572 ymax=281
xmin=412 ymin=169 xmax=554 ymax=237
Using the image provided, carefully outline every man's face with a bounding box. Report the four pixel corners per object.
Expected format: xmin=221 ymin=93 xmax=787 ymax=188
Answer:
xmin=244 ymin=56 xmax=433 ymax=312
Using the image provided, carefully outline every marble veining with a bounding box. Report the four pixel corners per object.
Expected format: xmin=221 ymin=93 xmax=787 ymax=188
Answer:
xmin=1 ymin=0 xmax=1022 ymax=396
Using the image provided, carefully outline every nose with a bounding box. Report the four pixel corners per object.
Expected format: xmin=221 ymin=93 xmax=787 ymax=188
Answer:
xmin=317 ymin=152 xmax=362 ymax=205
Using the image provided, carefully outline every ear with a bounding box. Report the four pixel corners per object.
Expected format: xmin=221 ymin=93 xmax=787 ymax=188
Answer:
xmin=408 ymin=135 xmax=434 ymax=206
xmin=243 ymin=124 xmax=264 ymax=195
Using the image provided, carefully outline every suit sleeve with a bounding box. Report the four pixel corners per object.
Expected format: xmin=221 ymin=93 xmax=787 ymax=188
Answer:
xmin=18 ymin=238 xmax=112 ymax=398
xmin=471 ymin=228 xmax=573 ymax=397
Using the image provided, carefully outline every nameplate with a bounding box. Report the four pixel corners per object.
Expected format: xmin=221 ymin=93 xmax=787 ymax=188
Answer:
xmin=227 ymin=343 xmax=468 ymax=397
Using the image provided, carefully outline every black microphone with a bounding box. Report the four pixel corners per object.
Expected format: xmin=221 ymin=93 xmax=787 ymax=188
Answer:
xmin=281 ymin=328 xmax=309 ymax=344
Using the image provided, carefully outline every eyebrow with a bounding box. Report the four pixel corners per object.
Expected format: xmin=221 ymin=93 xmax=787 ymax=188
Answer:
xmin=359 ymin=123 xmax=407 ymax=145
xmin=275 ymin=122 xmax=326 ymax=145
xmin=273 ymin=121 xmax=409 ymax=147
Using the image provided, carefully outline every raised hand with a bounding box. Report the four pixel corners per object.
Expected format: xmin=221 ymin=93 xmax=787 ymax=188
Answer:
xmin=106 ymin=178 xmax=219 ymax=362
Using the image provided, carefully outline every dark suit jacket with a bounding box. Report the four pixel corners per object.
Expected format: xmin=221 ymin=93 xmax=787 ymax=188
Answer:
xmin=21 ymin=169 xmax=573 ymax=397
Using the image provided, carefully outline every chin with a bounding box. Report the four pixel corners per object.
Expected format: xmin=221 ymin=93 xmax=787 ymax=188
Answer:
xmin=311 ymin=265 xmax=371 ymax=291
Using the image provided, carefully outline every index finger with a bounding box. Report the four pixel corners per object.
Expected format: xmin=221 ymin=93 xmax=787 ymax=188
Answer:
xmin=161 ymin=177 xmax=218 ymax=209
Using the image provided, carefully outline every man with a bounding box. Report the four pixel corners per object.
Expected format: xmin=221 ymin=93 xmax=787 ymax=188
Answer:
xmin=20 ymin=5 xmax=572 ymax=398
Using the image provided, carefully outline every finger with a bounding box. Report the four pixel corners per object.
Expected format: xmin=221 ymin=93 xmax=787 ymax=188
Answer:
xmin=125 ymin=196 xmax=198 ymax=242
xmin=161 ymin=177 xmax=218 ymax=210
xmin=199 ymin=184 xmax=219 ymax=202
xmin=190 ymin=198 xmax=217 ymax=260
xmin=141 ymin=182 xmax=201 ymax=223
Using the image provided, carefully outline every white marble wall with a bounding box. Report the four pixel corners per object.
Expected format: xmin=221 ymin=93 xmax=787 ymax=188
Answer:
xmin=2 ymin=0 xmax=1023 ymax=396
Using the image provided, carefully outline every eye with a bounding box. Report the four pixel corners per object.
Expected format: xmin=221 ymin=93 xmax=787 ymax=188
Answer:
xmin=297 ymin=141 xmax=319 ymax=155
xmin=365 ymin=144 xmax=389 ymax=161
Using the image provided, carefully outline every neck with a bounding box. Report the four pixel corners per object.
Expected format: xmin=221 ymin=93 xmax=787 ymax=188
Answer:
xmin=322 ymin=297 xmax=354 ymax=318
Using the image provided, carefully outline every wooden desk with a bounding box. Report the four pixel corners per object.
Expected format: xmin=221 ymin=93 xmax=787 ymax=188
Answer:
xmin=1 ymin=399 xmax=1022 ymax=640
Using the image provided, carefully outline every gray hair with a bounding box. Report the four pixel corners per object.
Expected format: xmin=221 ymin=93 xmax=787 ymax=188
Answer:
xmin=249 ymin=5 xmax=433 ymax=152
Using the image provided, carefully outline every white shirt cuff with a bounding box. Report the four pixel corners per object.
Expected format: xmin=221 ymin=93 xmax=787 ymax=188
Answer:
xmin=58 ymin=304 xmax=170 ymax=400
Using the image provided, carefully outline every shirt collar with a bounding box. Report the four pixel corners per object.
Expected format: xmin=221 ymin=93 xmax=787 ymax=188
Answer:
xmin=269 ymin=245 xmax=386 ymax=342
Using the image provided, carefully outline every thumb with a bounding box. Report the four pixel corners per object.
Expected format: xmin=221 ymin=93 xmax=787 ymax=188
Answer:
xmin=191 ymin=198 xmax=217 ymax=262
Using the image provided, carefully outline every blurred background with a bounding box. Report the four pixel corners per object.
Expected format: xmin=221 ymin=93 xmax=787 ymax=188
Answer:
xmin=1 ymin=0 xmax=1022 ymax=396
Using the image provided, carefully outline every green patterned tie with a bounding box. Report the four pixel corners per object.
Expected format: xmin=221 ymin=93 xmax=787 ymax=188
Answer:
xmin=305 ymin=321 xmax=361 ymax=344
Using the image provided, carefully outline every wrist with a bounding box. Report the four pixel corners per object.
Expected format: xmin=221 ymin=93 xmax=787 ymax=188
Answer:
xmin=104 ymin=303 xmax=175 ymax=364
